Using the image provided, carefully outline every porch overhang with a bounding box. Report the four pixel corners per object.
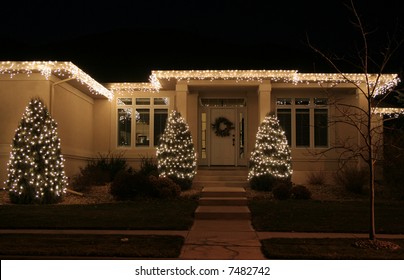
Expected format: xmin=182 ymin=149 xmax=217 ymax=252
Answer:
xmin=149 ymin=70 xmax=399 ymax=96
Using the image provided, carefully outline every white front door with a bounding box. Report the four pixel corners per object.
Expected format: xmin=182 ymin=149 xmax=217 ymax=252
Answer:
xmin=210 ymin=108 xmax=237 ymax=165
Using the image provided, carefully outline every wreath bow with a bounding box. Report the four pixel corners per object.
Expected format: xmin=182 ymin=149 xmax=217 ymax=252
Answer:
xmin=211 ymin=117 xmax=235 ymax=137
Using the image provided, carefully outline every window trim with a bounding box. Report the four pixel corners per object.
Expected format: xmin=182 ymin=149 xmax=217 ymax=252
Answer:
xmin=276 ymin=97 xmax=329 ymax=149
xmin=116 ymin=97 xmax=169 ymax=148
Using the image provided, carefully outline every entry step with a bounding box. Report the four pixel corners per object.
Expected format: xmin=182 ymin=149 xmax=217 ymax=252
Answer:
xmin=201 ymin=187 xmax=246 ymax=197
xmin=199 ymin=197 xmax=248 ymax=206
xmin=195 ymin=206 xmax=251 ymax=220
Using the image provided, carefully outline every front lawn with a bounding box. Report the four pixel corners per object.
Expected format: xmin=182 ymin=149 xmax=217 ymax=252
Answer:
xmin=0 ymin=198 xmax=197 ymax=230
xmin=261 ymin=238 xmax=404 ymax=259
xmin=250 ymin=199 xmax=404 ymax=233
xmin=0 ymin=234 xmax=184 ymax=258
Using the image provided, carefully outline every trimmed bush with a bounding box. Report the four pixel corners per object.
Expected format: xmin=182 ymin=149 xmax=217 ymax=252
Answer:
xmin=110 ymin=170 xmax=150 ymax=200
xmin=272 ymin=180 xmax=292 ymax=200
xmin=139 ymin=156 xmax=159 ymax=177
xmin=71 ymin=153 xmax=128 ymax=191
xmin=168 ymin=176 xmax=193 ymax=191
xmin=249 ymin=174 xmax=277 ymax=191
xmin=149 ymin=176 xmax=181 ymax=198
xmin=291 ymin=185 xmax=312 ymax=200
xmin=333 ymin=167 xmax=368 ymax=194
xmin=70 ymin=174 xmax=93 ymax=193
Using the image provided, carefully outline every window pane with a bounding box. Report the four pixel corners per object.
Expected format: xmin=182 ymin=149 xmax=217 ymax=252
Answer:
xmin=118 ymin=108 xmax=132 ymax=146
xmin=239 ymin=112 xmax=245 ymax=159
xmin=277 ymin=109 xmax=291 ymax=145
xmin=136 ymin=98 xmax=150 ymax=105
xmin=200 ymin=98 xmax=245 ymax=107
xmin=314 ymin=98 xmax=328 ymax=105
xmin=295 ymin=98 xmax=310 ymax=105
xmin=315 ymin=109 xmax=328 ymax=147
xmin=201 ymin=112 xmax=207 ymax=159
xmin=117 ymin=98 xmax=132 ymax=105
xmin=276 ymin=98 xmax=292 ymax=105
xmin=296 ymin=109 xmax=310 ymax=147
xmin=154 ymin=97 xmax=169 ymax=105
xmin=154 ymin=109 xmax=168 ymax=146
xmin=136 ymin=109 xmax=150 ymax=147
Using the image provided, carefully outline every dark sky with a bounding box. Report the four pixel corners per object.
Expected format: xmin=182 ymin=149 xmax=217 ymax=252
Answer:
xmin=1 ymin=0 xmax=403 ymax=82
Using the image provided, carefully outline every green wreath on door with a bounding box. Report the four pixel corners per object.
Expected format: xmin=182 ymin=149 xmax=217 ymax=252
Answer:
xmin=211 ymin=117 xmax=235 ymax=137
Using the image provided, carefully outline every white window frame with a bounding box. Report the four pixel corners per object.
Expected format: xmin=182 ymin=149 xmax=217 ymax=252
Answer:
xmin=276 ymin=97 xmax=329 ymax=149
xmin=116 ymin=97 xmax=169 ymax=148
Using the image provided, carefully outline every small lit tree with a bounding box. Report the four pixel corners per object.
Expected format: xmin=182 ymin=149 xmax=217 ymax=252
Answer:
xmin=248 ymin=113 xmax=292 ymax=190
xmin=156 ymin=110 xmax=197 ymax=190
xmin=6 ymin=98 xmax=67 ymax=204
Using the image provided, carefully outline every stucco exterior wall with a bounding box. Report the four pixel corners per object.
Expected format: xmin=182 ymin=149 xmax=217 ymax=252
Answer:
xmin=52 ymin=82 xmax=96 ymax=178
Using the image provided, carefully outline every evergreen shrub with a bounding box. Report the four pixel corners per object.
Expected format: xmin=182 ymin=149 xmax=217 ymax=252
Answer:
xmin=249 ymin=174 xmax=277 ymax=191
xmin=291 ymin=185 xmax=312 ymax=200
xmin=110 ymin=170 xmax=150 ymax=200
xmin=149 ymin=176 xmax=181 ymax=198
xmin=71 ymin=153 xmax=128 ymax=191
xmin=272 ymin=180 xmax=292 ymax=200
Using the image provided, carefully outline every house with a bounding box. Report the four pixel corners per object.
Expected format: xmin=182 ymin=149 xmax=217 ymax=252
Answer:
xmin=0 ymin=61 xmax=399 ymax=187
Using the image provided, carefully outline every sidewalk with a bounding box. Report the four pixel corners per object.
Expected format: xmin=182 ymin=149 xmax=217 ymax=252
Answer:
xmin=1 ymin=228 xmax=404 ymax=260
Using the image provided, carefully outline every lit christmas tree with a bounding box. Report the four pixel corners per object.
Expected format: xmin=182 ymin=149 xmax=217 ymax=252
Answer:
xmin=248 ymin=113 xmax=292 ymax=190
xmin=156 ymin=110 xmax=197 ymax=190
xmin=6 ymin=98 xmax=67 ymax=204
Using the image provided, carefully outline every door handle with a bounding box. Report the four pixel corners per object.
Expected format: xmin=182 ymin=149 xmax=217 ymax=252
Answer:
xmin=232 ymin=135 xmax=235 ymax=146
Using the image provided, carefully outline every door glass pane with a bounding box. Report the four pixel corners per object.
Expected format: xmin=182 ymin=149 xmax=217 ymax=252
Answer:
xmin=277 ymin=109 xmax=291 ymax=145
xmin=201 ymin=112 xmax=207 ymax=159
xmin=296 ymin=109 xmax=310 ymax=147
xmin=118 ymin=108 xmax=132 ymax=146
xmin=136 ymin=109 xmax=150 ymax=147
xmin=315 ymin=109 xmax=328 ymax=147
xmin=200 ymin=98 xmax=245 ymax=107
xmin=154 ymin=109 xmax=168 ymax=146
xmin=239 ymin=112 xmax=245 ymax=159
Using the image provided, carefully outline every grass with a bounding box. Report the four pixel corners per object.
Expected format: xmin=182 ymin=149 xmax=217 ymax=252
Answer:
xmin=261 ymin=238 xmax=404 ymax=259
xmin=0 ymin=234 xmax=184 ymax=258
xmin=249 ymin=199 xmax=404 ymax=233
xmin=0 ymin=198 xmax=198 ymax=230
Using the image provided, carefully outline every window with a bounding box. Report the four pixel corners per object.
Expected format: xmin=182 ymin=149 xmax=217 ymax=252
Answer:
xmin=117 ymin=97 xmax=169 ymax=148
xmin=276 ymin=97 xmax=328 ymax=148
xmin=296 ymin=109 xmax=310 ymax=147
xmin=277 ymin=109 xmax=291 ymax=145
xmin=314 ymin=109 xmax=328 ymax=147
xmin=118 ymin=108 xmax=132 ymax=146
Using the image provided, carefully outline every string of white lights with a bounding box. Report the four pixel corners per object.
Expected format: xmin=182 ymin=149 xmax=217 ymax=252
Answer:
xmin=0 ymin=61 xmax=113 ymax=100
xmin=1 ymin=61 xmax=400 ymax=113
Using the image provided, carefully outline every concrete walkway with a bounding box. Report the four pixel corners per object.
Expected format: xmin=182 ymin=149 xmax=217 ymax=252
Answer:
xmin=180 ymin=185 xmax=266 ymax=259
xmin=179 ymin=220 xmax=265 ymax=259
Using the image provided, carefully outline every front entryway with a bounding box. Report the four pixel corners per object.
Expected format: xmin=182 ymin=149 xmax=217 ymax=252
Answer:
xmin=199 ymin=98 xmax=247 ymax=166
xmin=210 ymin=108 xmax=237 ymax=165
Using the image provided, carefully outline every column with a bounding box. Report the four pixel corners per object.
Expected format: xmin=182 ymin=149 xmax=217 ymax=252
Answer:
xmin=258 ymin=81 xmax=272 ymax=122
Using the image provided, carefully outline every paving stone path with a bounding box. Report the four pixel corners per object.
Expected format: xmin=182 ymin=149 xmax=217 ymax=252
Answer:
xmin=180 ymin=182 xmax=266 ymax=259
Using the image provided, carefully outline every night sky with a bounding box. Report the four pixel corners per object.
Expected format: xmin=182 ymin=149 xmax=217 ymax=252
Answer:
xmin=1 ymin=0 xmax=403 ymax=82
